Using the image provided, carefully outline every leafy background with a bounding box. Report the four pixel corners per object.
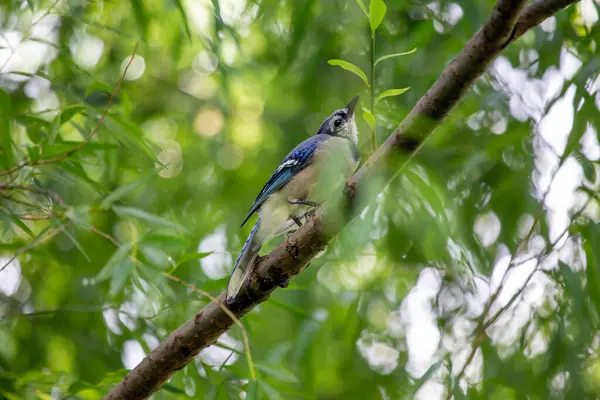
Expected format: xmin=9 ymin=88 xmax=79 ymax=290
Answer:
xmin=1 ymin=0 xmax=600 ymax=399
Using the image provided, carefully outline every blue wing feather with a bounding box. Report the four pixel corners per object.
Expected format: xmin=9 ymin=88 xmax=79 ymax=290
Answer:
xmin=241 ymin=135 xmax=331 ymax=227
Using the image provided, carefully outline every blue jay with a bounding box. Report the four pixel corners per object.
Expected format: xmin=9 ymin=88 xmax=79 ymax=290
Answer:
xmin=226 ymin=96 xmax=361 ymax=302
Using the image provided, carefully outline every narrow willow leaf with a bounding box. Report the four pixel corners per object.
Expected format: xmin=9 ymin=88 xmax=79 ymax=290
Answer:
xmin=0 ymin=89 xmax=13 ymax=169
xmin=94 ymin=242 xmax=133 ymax=283
xmin=106 ymin=115 xmax=156 ymax=160
xmin=130 ymin=0 xmax=149 ymax=41
xmin=246 ymin=380 xmax=259 ymax=400
xmin=172 ymin=0 xmax=192 ymax=40
xmin=169 ymin=252 xmax=213 ymax=273
xmin=563 ymin=100 xmax=593 ymax=161
xmin=35 ymin=390 xmax=54 ymax=400
xmin=327 ymin=59 xmax=369 ymax=87
xmin=62 ymin=229 xmax=91 ymax=262
xmin=59 ymin=105 xmax=86 ymax=125
xmin=268 ymin=298 xmax=310 ymax=318
xmin=255 ymin=363 xmax=299 ymax=383
xmin=259 ymin=381 xmax=284 ymax=400
xmin=26 ymin=146 xmax=40 ymax=162
xmin=109 ymin=259 xmax=133 ymax=297
xmin=362 ymin=107 xmax=375 ymax=129
xmin=10 ymin=217 xmax=34 ymax=238
xmin=375 ymin=87 xmax=410 ymax=104
xmin=369 ymin=0 xmax=387 ymax=33
xmin=58 ymin=162 xmax=107 ymax=194
xmin=100 ymin=168 xmax=161 ymax=209
xmin=355 ymin=0 xmax=368 ymax=18
xmin=112 ymin=205 xmax=187 ymax=233
xmin=48 ymin=113 xmax=61 ymax=145
xmin=162 ymin=384 xmax=186 ymax=394
xmin=84 ymin=81 xmax=113 ymax=98
xmin=375 ymin=47 xmax=417 ymax=65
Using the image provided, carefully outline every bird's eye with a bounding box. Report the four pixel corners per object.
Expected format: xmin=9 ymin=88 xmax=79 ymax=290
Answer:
xmin=334 ymin=119 xmax=342 ymax=128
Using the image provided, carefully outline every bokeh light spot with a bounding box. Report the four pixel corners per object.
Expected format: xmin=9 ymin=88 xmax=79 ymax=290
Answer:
xmin=121 ymin=55 xmax=145 ymax=80
xmin=71 ymin=33 xmax=104 ymax=69
xmin=193 ymin=51 xmax=219 ymax=75
xmin=156 ymin=141 xmax=183 ymax=179
xmin=194 ymin=108 xmax=224 ymax=137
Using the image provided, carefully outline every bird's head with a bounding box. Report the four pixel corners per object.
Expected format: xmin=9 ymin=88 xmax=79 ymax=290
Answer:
xmin=317 ymin=96 xmax=359 ymax=146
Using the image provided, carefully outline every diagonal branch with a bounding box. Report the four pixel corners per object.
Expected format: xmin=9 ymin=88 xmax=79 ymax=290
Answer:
xmin=104 ymin=1 xmax=579 ymax=399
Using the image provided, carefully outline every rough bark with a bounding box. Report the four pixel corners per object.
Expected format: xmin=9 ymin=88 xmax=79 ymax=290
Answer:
xmin=104 ymin=1 xmax=580 ymax=398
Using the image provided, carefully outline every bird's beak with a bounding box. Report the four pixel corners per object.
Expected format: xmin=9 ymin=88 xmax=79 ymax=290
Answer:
xmin=345 ymin=95 xmax=359 ymax=117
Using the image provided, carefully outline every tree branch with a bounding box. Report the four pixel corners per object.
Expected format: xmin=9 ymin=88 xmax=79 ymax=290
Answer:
xmin=104 ymin=1 xmax=579 ymax=399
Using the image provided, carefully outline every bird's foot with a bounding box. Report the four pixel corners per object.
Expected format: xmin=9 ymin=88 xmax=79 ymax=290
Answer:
xmin=286 ymin=229 xmax=298 ymax=238
xmin=304 ymin=208 xmax=317 ymax=221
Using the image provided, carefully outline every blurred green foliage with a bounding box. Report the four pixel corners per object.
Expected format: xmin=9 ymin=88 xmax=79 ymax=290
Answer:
xmin=0 ymin=0 xmax=599 ymax=399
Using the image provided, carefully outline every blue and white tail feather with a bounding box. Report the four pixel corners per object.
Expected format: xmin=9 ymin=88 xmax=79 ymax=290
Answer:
xmin=227 ymin=219 xmax=262 ymax=302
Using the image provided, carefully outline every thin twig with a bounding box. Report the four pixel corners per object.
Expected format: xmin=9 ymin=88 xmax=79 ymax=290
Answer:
xmin=0 ymin=42 xmax=139 ymax=178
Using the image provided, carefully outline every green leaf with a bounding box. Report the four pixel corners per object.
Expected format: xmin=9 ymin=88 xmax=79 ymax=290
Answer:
xmin=96 ymin=369 xmax=130 ymax=386
xmin=362 ymin=108 xmax=375 ymax=129
xmin=0 ymin=89 xmax=14 ymax=169
xmin=106 ymin=115 xmax=156 ymax=161
xmin=268 ymin=298 xmax=310 ymax=318
xmin=140 ymin=245 xmax=170 ymax=268
xmin=67 ymin=381 xmax=93 ymax=395
xmin=369 ymin=0 xmax=387 ymax=34
xmin=327 ymin=59 xmax=369 ymax=87
xmin=109 ymin=259 xmax=133 ymax=297
xmin=94 ymin=242 xmax=133 ymax=283
xmin=59 ymin=105 xmax=86 ymax=125
xmin=100 ymin=168 xmax=161 ymax=209
xmin=112 ymin=205 xmax=188 ymax=233
xmin=35 ymin=390 xmax=54 ymax=400
xmin=26 ymin=146 xmax=40 ymax=162
xmin=48 ymin=113 xmax=61 ymax=145
xmin=563 ymin=99 xmax=593 ymax=161
xmin=57 ymin=162 xmax=107 ymax=194
xmin=355 ymin=0 xmax=368 ymax=18
xmin=84 ymin=81 xmax=114 ymax=98
xmin=583 ymin=224 xmax=600 ymax=310
xmin=10 ymin=217 xmax=34 ymax=238
xmin=259 ymin=381 xmax=284 ymax=400
xmin=246 ymin=380 xmax=259 ymax=400
xmin=130 ymin=0 xmax=149 ymax=41
xmin=62 ymin=229 xmax=91 ymax=262
xmin=375 ymin=47 xmax=417 ymax=65
xmin=375 ymin=87 xmax=410 ymax=104
xmin=162 ymin=383 xmax=186 ymax=394
xmin=172 ymin=0 xmax=192 ymax=41
xmin=142 ymin=233 xmax=189 ymax=252
xmin=169 ymin=252 xmax=213 ymax=273
xmin=255 ymin=363 xmax=299 ymax=383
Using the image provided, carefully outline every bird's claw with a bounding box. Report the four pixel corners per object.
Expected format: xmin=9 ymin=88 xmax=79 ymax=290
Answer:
xmin=286 ymin=229 xmax=298 ymax=238
xmin=304 ymin=208 xmax=317 ymax=221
